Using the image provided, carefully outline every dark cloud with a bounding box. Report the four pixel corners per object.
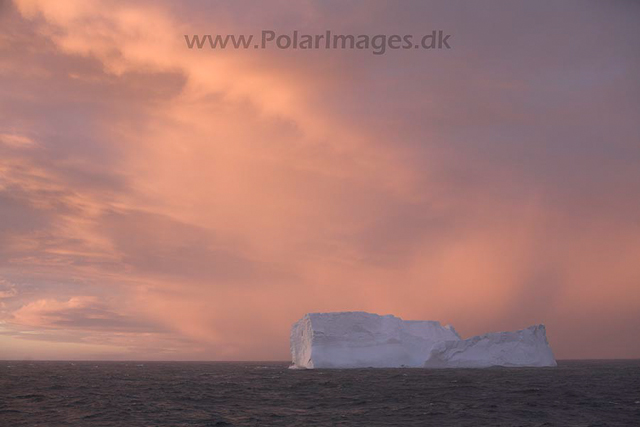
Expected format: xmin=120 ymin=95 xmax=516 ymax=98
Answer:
xmin=102 ymin=209 xmax=296 ymax=284
xmin=43 ymin=308 xmax=163 ymax=333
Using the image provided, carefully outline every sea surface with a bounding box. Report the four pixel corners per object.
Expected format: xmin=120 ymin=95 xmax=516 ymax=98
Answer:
xmin=1 ymin=360 xmax=639 ymax=426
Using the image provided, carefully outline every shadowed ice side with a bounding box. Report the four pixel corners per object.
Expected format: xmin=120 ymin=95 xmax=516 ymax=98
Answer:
xmin=290 ymin=312 xmax=556 ymax=369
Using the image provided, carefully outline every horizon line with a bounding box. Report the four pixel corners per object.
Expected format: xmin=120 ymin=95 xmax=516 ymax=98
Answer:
xmin=3 ymin=358 xmax=640 ymax=363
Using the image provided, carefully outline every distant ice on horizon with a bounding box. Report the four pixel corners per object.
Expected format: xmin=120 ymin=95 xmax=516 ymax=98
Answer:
xmin=290 ymin=312 xmax=557 ymax=369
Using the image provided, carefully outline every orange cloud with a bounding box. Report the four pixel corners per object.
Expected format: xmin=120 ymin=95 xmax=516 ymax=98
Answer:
xmin=1 ymin=0 xmax=639 ymax=360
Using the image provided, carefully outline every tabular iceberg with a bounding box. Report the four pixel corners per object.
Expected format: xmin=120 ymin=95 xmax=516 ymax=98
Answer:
xmin=290 ymin=312 xmax=556 ymax=369
xmin=290 ymin=312 xmax=460 ymax=369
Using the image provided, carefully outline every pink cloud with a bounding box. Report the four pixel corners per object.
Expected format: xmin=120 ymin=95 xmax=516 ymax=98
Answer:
xmin=1 ymin=0 xmax=639 ymax=360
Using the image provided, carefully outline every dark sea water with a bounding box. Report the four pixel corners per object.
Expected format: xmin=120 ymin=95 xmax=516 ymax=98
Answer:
xmin=1 ymin=360 xmax=639 ymax=426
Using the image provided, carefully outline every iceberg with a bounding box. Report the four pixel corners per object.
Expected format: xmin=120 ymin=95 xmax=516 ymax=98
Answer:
xmin=290 ymin=312 xmax=460 ymax=369
xmin=423 ymin=325 xmax=557 ymax=368
xmin=290 ymin=312 xmax=556 ymax=369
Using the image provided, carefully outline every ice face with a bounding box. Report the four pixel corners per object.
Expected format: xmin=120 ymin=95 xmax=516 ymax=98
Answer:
xmin=423 ymin=324 xmax=557 ymax=368
xmin=290 ymin=312 xmax=460 ymax=369
xmin=290 ymin=312 xmax=557 ymax=369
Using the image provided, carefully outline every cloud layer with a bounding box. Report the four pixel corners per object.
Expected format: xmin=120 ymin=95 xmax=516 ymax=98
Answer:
xmin=1 ymin=0 xmax=639 ymax=360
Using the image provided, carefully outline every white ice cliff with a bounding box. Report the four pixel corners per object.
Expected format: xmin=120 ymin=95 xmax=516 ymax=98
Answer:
xmin=290 ymin=312 xmax=556 ymax=369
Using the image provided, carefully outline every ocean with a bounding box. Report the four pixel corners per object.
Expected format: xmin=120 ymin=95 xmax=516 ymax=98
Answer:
xmin=1 ymin=360 xmax=639 ymax=426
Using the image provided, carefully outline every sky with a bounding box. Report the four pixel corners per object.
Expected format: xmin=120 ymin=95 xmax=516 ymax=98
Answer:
xmin=1 ymin=0 xmax=639 ymax=360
